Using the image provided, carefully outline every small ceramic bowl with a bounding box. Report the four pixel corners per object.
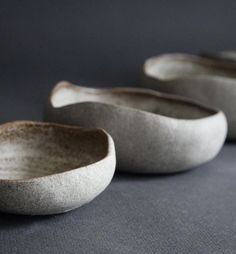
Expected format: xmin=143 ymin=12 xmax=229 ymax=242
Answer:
xmin=0 ymin=121 xmax=116 ymax=215
xmin=142 ymin=53 xmax=236 ymax=139
xmin=44 ymin=81 xmax=227 ymax=174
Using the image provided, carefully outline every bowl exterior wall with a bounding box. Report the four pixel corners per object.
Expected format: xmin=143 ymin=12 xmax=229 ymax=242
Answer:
xmin=0 ymin=132 xmax=116 ymax=215
xmin=142 ymin=70 xmax=236 ymax=139
xmin=45 ymin=102 xmax=227 ymax=174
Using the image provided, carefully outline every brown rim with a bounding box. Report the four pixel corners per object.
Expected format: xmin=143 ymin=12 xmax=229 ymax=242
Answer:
xmin=0 ymin=121 xmax=113 ymax=183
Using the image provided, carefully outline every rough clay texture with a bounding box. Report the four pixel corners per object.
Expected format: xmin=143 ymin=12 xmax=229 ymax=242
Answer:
xmin=0 ymin=121 xmax=116 ymax=215
xmin=142 ymin=53 xmax=236 ymax=139
xmin=44 ymin=82 xmax=227 ymax=174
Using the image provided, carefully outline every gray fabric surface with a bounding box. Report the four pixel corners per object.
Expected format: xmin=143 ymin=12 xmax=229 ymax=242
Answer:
xmin=0 ymin=145 xmax=236 ymax=254
xmin=1 ymin=1 xmax=236 ymax=253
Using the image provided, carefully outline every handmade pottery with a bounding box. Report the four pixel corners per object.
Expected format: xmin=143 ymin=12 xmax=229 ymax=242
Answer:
xmin=142 ymin=53 xmax=236 ymax=139
xmin=0 ymin=121 xmax=116 ymax=215
xmin=44 ymin=81 xmax=227 ymax=174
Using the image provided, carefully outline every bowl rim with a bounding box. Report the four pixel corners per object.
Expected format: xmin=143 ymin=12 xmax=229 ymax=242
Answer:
xmin=143 ymin=53 xmax=236 ymax=80
xmin=48 ymin=81 xmax=223 ymax=121
xmin=0 ymin=121 xmax=115 ymax=183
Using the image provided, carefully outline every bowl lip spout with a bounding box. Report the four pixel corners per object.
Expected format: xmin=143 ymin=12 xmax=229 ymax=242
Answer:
xmin=47 ymin=81 xmax=223 ymax=121
xmin=143 ymin=53 xmax=236 ymax=81
xmin=0 ymin=120 xmax=115 ymax=183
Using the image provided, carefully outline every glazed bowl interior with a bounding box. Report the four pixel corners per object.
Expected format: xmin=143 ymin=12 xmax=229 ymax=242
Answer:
xmin=51 ymin=83 xmax=215 ymax=120
xmin=0 ymin=122 xmax=108 ymax=180
xmin=145 ymin=55 xmax=236 ymax=80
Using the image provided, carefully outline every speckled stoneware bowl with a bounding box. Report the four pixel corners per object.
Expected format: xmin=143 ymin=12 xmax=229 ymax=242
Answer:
xmin=0 ymin=121 xmax=116 ymax=215
xmin=142 ymin=53 xmax=236 ymax=139
xmin=44 ymin=81 xmax=227 ymax=174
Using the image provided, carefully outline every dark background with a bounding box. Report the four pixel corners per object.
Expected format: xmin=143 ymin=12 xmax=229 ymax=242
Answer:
xmin=1 ymin=0 xmax=236 ymax=121
xmin=1 ymin=1 xmax=236 ymax=253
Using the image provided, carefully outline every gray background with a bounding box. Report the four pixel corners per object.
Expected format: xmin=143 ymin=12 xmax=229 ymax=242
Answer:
xmin=0 ymin=1 xmax=236 ymax=253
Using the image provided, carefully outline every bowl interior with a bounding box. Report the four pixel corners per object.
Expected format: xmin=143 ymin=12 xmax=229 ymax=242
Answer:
xmin=51 ymin=84 xmax=215 ymax=120
xmin=0 ymin=122 xmax=108 ymax=180
xmin=145 ymin=55 xmax=236 ymax=80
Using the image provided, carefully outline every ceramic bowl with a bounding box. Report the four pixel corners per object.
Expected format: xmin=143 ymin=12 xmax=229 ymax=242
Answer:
xmin=44 ymin=81 xmax=227 ymax=174
xmin=142 ymin=53 xmax=236 ymax=139
xmin=0 ymin=121 xmax=116 ymax=215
